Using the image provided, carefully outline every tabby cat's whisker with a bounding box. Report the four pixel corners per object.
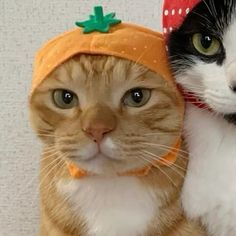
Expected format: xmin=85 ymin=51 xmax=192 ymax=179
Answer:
xmin=141 ymin=150 xmax=187 ymax=173
xmin=143 ymin=132 xmax=181 ymax=136
xmin=36 ymin=128 xmax=54 ymax=132
xmin=30 ymin=157 xmax=66 ymax=208
xmin=140 ymin=142 xmax=189 ymax=156
xmin=157 ymin=146 xmax=188 ymax=161
xmin=41 ymin=150 xmax=62 ymax=162
xmin=40 ymin=156 xmax=62 ymax=178
xmin=40 ymin=159 xmax=66 ymax=202
xmin=41 ymin=147 xmax=58 ymax=155
xmin=13 ymin=151 xmax=61 ymax=201
xmin=38 ymin=133 xmax=58 ymax=138
xmin=140 ymin=152 xmax=185 ymax=182
xmin=191 ymin=11 xmax=212 ymax=25
xmin=38 ymin=153 xmax=67 ymax=194
xmin=48 ymin=191 xmax=73 ymax=220
xmin=139 ymin=155 xmax=178 ymax=188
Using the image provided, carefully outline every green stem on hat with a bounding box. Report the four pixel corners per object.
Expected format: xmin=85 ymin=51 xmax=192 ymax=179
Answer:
xmin=75 ymin=6 xmax=122 ymax=33
xmin=94 ymin=6 xmax=104 ymax=22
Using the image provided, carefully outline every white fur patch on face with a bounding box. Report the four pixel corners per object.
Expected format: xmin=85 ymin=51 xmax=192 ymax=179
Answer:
xmin=58 ymin=177 xmax=157 ymax=236
xmin=75 ymin=142 xmax=98 ymax=161
xmin=176 ymin=59 xmax=236 ymax=114
xmin=100 ymin=137 xmax=119 ymax=160
xmin=224 ymin=18 xmax=236 ymax=87
xmin=195 ymin=63 xmax=236 ymax=113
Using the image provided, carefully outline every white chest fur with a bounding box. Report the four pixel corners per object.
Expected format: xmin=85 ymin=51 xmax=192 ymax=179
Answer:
xmin=182 ymin=104 xmax=236 ymax=236
xmin=58 ymin=176 xmax=156 ymax=236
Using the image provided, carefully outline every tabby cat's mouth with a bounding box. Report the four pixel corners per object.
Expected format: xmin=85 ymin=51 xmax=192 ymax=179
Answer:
xmin=92 ymin=152 xmax=122 ymax=162
xmin=72 ymin=152 xmax=122 ymax=163
xmin=224 ymin=113 xmax=236 ymax=125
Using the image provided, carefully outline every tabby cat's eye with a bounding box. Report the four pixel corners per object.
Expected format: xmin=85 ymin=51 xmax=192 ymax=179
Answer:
xmin=123 ymin=88 xmax=151 ymax=107
xmin=53 ymin=89 xmax=78 ymax=109
xmin=192 ymin=33 xmax=221 ymax=56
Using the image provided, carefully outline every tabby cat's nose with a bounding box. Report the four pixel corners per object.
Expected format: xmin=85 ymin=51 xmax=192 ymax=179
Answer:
xmin=81 ymin=104 xmax=117 ymax=143
xmin=83 ymin=123 xmax=114 ymax=143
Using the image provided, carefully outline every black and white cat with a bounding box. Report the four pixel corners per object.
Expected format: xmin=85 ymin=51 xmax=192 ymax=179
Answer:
xmin=168 ymin=0 xmax=236 ymax=235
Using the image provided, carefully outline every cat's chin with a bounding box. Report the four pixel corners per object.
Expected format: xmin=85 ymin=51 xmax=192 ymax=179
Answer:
xmin=69 ymin=153 xmax=144 ymax=176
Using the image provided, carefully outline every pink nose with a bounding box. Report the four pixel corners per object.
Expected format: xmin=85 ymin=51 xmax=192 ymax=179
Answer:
xmin=83 ymin=123 xmax=113 ymax=143
xmin=81 ymin=104 xmax=117 ymax=143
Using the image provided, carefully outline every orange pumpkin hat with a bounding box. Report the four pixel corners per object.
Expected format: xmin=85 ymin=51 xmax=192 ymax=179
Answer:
xmin=32 ymin=6 xmax=182 ymax=96
xmin=31 ymin=6 xmax=184 ymax=178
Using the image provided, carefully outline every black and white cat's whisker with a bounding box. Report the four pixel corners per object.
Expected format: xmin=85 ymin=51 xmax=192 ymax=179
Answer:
xmin=183 ymin=94 xmax=206 ymax=100
xmin=205 ymin=95 xmax=236 ymax=109
xmin=181 ymin=88 xmax=205 ymax=94
xmin=202 ymin=0 xmax=215 ymax=18
xmin=191 ymin=11 xmax=212 ymax=25
xmin=179 ymin=83 xmax=205 ymax=89
xmin=206 ymin=89 xmax=236 ymax=100
xmin=179 ymin=84 xmax=205 ymax=91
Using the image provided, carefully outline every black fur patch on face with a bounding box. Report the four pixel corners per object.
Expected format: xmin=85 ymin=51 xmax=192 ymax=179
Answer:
xmin=168 ymin=0 xmax=236 ymax=74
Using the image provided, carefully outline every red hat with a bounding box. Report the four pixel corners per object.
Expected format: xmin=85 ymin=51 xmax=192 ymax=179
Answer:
xmin=162 ymin=0 xmax=201 ymax=36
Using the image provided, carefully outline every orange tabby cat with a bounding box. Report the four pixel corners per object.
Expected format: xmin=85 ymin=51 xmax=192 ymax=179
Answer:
xmin=30 ymin=55 xmax=206 ymax=236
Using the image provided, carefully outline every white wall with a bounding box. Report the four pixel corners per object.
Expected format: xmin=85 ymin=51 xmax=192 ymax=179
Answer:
xmin=0 ymin=0 xmax=163 ymax=235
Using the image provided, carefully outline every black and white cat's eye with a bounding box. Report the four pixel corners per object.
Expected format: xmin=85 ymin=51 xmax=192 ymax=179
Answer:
xmin=192 ymin=33 xmax=221 ymax=56
xmin=123 ymin=88 xmax=151 ymax=107
xmin=53 ymin=89 xmax=78 ymax=109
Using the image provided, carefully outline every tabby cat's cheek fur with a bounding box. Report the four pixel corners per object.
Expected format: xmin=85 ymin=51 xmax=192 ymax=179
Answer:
xmin=168 ymin=0 xmax=236 ymax=235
